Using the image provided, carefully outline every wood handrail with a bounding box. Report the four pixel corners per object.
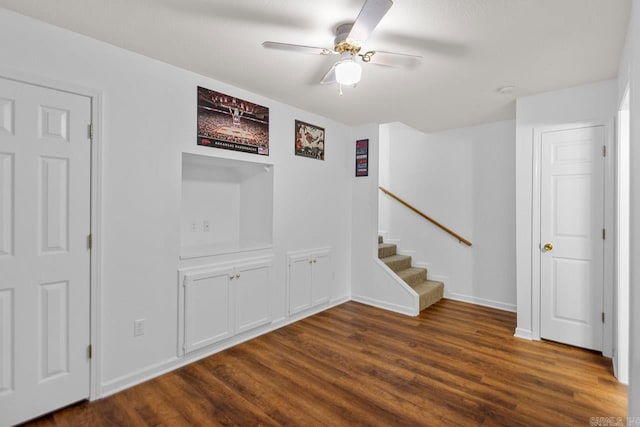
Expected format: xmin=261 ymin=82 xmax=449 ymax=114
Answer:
xmin=378 ymin=186 xmax=472 ymax=247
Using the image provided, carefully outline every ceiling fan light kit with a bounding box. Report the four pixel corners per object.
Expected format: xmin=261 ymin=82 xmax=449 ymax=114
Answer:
xmin=262 ymin=0 xmax=422 ymax=91
xmin=335 ymin=55 xmax=362 ymax=85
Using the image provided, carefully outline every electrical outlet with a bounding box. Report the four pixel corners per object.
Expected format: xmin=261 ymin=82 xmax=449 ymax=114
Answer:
xmin=190 ymin=222 xmax=197 ymax=232
xmin=134 ymin=319 xmax=145 ymax=337
xmin=203 ymin=220 xmax=210 ymax=232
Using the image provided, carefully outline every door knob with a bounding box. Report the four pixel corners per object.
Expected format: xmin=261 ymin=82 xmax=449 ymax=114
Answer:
xmin=543 ymin=243 xmax=553 ymax=251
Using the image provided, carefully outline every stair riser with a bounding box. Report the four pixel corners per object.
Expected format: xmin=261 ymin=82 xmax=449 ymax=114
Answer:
xmin=419 ymin=284 xmax=444 ymax=311
xmin=383 ymin=257 xmax=412 ymax=272
xmin=378 ymin=245 xmax=397 ymax=258
xmin=399 ymin=269 xmax=427 ymax=287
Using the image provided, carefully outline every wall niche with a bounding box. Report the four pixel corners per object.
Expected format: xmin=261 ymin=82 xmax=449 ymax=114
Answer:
xmin=180 ymin=153 xmax=274 ymax=258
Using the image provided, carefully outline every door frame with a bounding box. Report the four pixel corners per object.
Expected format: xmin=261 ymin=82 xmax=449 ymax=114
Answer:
xmin=0 ymin=68 xmax=103 ymax=399
xmin=531 ymin=120 xmax=614 ymax=356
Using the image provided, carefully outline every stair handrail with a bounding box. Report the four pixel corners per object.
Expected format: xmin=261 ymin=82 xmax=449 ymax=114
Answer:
xmin=378 ymin=186 xmax=473 ymax=247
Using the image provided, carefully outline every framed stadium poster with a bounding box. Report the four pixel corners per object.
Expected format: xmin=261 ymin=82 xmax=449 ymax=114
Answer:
xmin=295 ymin=120 xmax=325 ymax=160
xmin=355 ymin=139 xmax=368 ymax=176
xmin=197 ymin=86 xmax=269 ymax=155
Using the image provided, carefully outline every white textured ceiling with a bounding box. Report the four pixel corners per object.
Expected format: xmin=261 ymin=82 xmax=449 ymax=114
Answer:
xmin=0 ymin=0 xmax=631 ymax=132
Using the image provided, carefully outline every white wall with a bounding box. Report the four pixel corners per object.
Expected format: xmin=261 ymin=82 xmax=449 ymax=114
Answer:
xmin=514 ymin=80 xmax=617 ymax=341
xmin=350 ymin=124 xmax=418 ymax=315
xmin=0 ymin=8 xmax=354 ymax=395
xmin=378 ymin=120 xmax=516 ymax=311
xmin=617 ymin=1 xmax=640 ymax=418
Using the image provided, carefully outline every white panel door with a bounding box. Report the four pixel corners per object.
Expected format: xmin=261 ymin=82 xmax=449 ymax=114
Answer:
xmin=183 ymin=267 xmax=234 ymax=353
xmin=0 ymin=77 xmax=91 ymax=425
xmin=311 ymin=251 xmax=331 ymax=307
xmin=288 ymin=255 xmax=312 ymax=315
xmin=540 ymin=126 xmax=604 ymax=351
xmin=235 ymin=260 xmax=271 ymax=334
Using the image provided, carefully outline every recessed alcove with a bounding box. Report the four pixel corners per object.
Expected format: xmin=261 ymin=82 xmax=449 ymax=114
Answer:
xmin=180 ymin=153 xmax=273 ymax=259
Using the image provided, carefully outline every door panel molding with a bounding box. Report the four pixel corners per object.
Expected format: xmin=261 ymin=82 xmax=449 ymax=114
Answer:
xmin=532 ymin=121 xmax=613 ymax=356
xmin=0 ymin=68 xmax=103 ymax=403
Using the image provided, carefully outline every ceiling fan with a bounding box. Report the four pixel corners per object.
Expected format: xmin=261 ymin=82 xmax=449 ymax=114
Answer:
xmin=262 ymin=0 xmax=421 ymax=90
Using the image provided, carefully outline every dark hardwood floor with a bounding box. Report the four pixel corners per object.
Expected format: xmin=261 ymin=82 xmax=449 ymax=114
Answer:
xmin=25 ymin=299 xmax=627 ymax=426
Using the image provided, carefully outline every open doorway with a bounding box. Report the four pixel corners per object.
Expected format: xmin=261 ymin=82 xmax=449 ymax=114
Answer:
xmin=614 ymin=86 xmax=630 ymax=384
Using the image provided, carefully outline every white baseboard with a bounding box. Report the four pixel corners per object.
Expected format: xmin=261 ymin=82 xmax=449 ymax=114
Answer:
xmin=98 ymin=287 xmax=516 ymax=399
xmin=351 ymin=294 xmax=418 ymax=317
xmin=100 ymin=297 xmax=350 ymax=398
xmin=444 ymin=291 xmax=516 ymax=312
xmin=396 ymin=249 xmax=416 ymax=257
xmin=514 ymin=328 xmax=533 ymax=340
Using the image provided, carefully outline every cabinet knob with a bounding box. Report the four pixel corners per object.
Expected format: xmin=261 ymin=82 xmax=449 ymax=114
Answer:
xmin=236 ymin=274 xmax=240 ymax=279
xmin=313 ymin=259 xmax=317 ymax=263
xmin=309 ymin=260 xmax=313 ymax=264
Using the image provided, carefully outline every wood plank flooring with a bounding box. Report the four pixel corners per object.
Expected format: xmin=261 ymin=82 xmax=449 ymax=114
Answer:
xmin=24 ymin=299 xmax=627 ymax=426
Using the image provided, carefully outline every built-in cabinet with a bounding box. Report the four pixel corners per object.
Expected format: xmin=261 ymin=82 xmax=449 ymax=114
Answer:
xmin=178 ymin=257 xmax=272 ymax=356
xmin=287 ymin=248 xmax=331 ymax=315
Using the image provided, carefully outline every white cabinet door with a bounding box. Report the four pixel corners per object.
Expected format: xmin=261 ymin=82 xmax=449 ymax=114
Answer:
xmin=183 ymin=266 xmax=234 ymax=353
xmin=288 ymin=255 xmax=312 ymax=315
xmin=235 ymin=260 xmax=271 ymax=334
xmin=179 ymin=257 xmax=273 ymax=355
xmin=311 ymin=250 xmax=331 ymax=306
xmin=287 ymin=248 xmax=332 ymax=315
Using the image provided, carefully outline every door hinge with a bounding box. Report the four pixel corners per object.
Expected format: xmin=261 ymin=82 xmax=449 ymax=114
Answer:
xmin=602 ymin=228 xmax=606 ymax=240
xmin=602 ymin=145 xmax=606 ymax=157
xmin=87 ymin=344 xmax=93 ymax=359
xmin=602 ymin=312 xmax=605 ymax=323
xmin=87 ymin=234 xmax=92 ymax=249
xmin=88 ymin=123 xmax=94 ymax=140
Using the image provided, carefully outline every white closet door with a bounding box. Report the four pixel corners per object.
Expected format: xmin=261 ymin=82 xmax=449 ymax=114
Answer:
xmin=0 ymin=77 xmax=92 ymax=425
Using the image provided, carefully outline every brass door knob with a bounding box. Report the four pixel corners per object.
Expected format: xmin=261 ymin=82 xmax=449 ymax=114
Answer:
xmin=543 ymin=243 xmax=553 ymax=251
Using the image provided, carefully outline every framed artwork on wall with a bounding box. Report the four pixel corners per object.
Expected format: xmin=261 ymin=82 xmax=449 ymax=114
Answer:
xmin=355 ymin=139 xmax=369 ymax=176
xmin=197 ymin=86 xmax=269 ymax=155
xmin=295 ymin=120 xmax=325 ymax=160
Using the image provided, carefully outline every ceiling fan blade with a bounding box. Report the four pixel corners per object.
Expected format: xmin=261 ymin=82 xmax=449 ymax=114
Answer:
xmin=361 ymin=50 xmax=422 ymax=67
xmin=347 ymin=0 xmax=393 ymax=47
xmin=262 ymin=41 xmax=333 ymax=56
xmin=320 ymin=64 xmax=337 ymax=85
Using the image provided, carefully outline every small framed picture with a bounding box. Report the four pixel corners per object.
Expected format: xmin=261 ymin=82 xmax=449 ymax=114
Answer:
xmin=355 ymin=139 xmax=369 ymax=177
xmin=295 ymin=120 xmax=325 ymax=160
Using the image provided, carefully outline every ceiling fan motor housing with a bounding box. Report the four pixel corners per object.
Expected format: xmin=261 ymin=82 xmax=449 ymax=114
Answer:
xmin=334 ymin=23 xmax=362 ymax=55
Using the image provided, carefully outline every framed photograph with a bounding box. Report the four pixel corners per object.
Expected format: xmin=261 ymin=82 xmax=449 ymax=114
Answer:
xmin=197 ymin=86 xmax=269 ymax=155
xmin=355 ymin=139 xmax=369 ymax=177
xmin=295 ymin=120 xmax=325 ymax=160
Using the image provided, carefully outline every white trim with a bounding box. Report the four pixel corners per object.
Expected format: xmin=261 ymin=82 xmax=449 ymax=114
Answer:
xmin=531 ymin=120 xmax=613 ymax=351
xmin=603 ymin=118 xmax=615 ymax=357
xmin=444 ymin=292 xmax=517 ymax=313
xmin=100 ymin=296 xmax=350 ymax=397
xmin=514 ymin=328 xmax=533 ymax=340
xmin=0 ymin=68 xmax=104 ymax=400
xmin=374 ymin=258 xmax=420 ymax=304
xmin=351 ymin=294 xmax=418 ymax=316
xmin=532 ymin=127 xmax=542 ymax=340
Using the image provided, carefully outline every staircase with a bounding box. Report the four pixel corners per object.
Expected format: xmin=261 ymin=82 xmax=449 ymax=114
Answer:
xmin=378 ymin=236 xmax=444 ymax=311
